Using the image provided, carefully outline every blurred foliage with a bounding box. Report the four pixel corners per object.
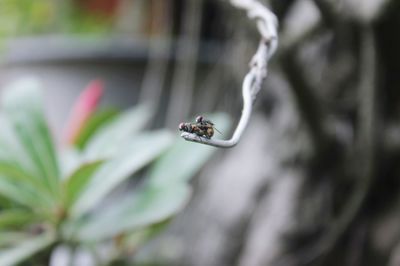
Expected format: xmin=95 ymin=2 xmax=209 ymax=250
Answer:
xmin=0 ymin=78 xmax=231 ymax=265
xmin=0 ymin=0 xmax=114 ymax=40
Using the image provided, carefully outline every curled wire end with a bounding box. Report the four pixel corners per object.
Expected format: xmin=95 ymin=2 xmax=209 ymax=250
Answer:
xmin=180 ymin=71 xmax=255 ymax=149
xmin=180 ymin=132 xmax=206 ymax=142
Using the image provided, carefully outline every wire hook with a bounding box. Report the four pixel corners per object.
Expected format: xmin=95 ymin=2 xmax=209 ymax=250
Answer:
xmin=181 ymin=0 xmax=278 ymax=148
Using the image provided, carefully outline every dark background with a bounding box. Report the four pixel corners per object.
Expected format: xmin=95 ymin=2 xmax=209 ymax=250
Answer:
xmin=1 ymin=0 xmax=400 ymax=265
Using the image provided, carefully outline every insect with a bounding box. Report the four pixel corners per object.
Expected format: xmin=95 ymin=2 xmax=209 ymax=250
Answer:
xmin=179 ymin=116 xmax=221 ymax=139
xmin=179 ymin=122 xmax=211 ymax=139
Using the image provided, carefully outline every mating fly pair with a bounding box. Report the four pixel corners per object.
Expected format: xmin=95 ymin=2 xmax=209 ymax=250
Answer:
xmin=179 ymin=116 xmax=221 ymax=139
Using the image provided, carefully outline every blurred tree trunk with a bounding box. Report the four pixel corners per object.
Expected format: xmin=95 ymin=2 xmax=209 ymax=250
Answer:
xmin=142 ymin=1 xmax=400 ymax=266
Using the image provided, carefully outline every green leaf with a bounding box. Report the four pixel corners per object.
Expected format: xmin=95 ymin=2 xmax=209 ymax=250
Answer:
xmin=0 ymin=209 xmax=36 ymax=229
xmin=74 ymin=108 xmax=119 ymax=150
xmin=84 ymin=104 xmax=154 ymax=160
xmin=0 ymin=119 xmax=55 ymax=207
xmin=1 ymin=78 xmax=60 ymax=197
xmin=63 ymin=160 xmax=104 ymax=208
xmin=71 ymin=131 xmax=173 ymax=217
xmin=76 ymin=183 xmax=191 ymax=241
xmin=0 ymin=195 xmax=12 ymax=208
xmin=0 ymin=232 xmax=55 ymax=266
xmin=0 ymin=161 xmax=46 ymax=193
xmin=0 ymin=117 xmax=43 ymax=187
xmin=149 ymin=113 xmax=231 ymax=187
xmin=0 ymin=179 xmax=44 ymax=208
xmin=0 ymin=160 xmax=54 ymax=204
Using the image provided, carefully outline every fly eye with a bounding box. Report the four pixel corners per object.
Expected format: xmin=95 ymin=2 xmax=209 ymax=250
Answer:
xmin=179 ymin=123 xmax=185 ymax=130
xmin=196 ymin=116 xmax=203 ymax=123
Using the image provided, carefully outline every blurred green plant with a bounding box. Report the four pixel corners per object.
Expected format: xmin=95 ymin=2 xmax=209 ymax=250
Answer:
xmin=0 ymin=0 xmax=115 ymax=41
xmin=0 ymin=78 xmax=230 ymax=265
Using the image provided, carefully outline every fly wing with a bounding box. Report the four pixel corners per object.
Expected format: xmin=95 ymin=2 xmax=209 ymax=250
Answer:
xmin=205 ymin=119 xmax=214 ymax=126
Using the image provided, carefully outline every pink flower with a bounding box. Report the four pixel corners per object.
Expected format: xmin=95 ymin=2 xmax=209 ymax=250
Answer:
xmin=64 ymin=80 xmax=104 ymax=145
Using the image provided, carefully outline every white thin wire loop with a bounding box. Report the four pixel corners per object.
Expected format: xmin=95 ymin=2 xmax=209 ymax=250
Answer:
xmin=181 ymin=0 xmax=278 ymax=148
